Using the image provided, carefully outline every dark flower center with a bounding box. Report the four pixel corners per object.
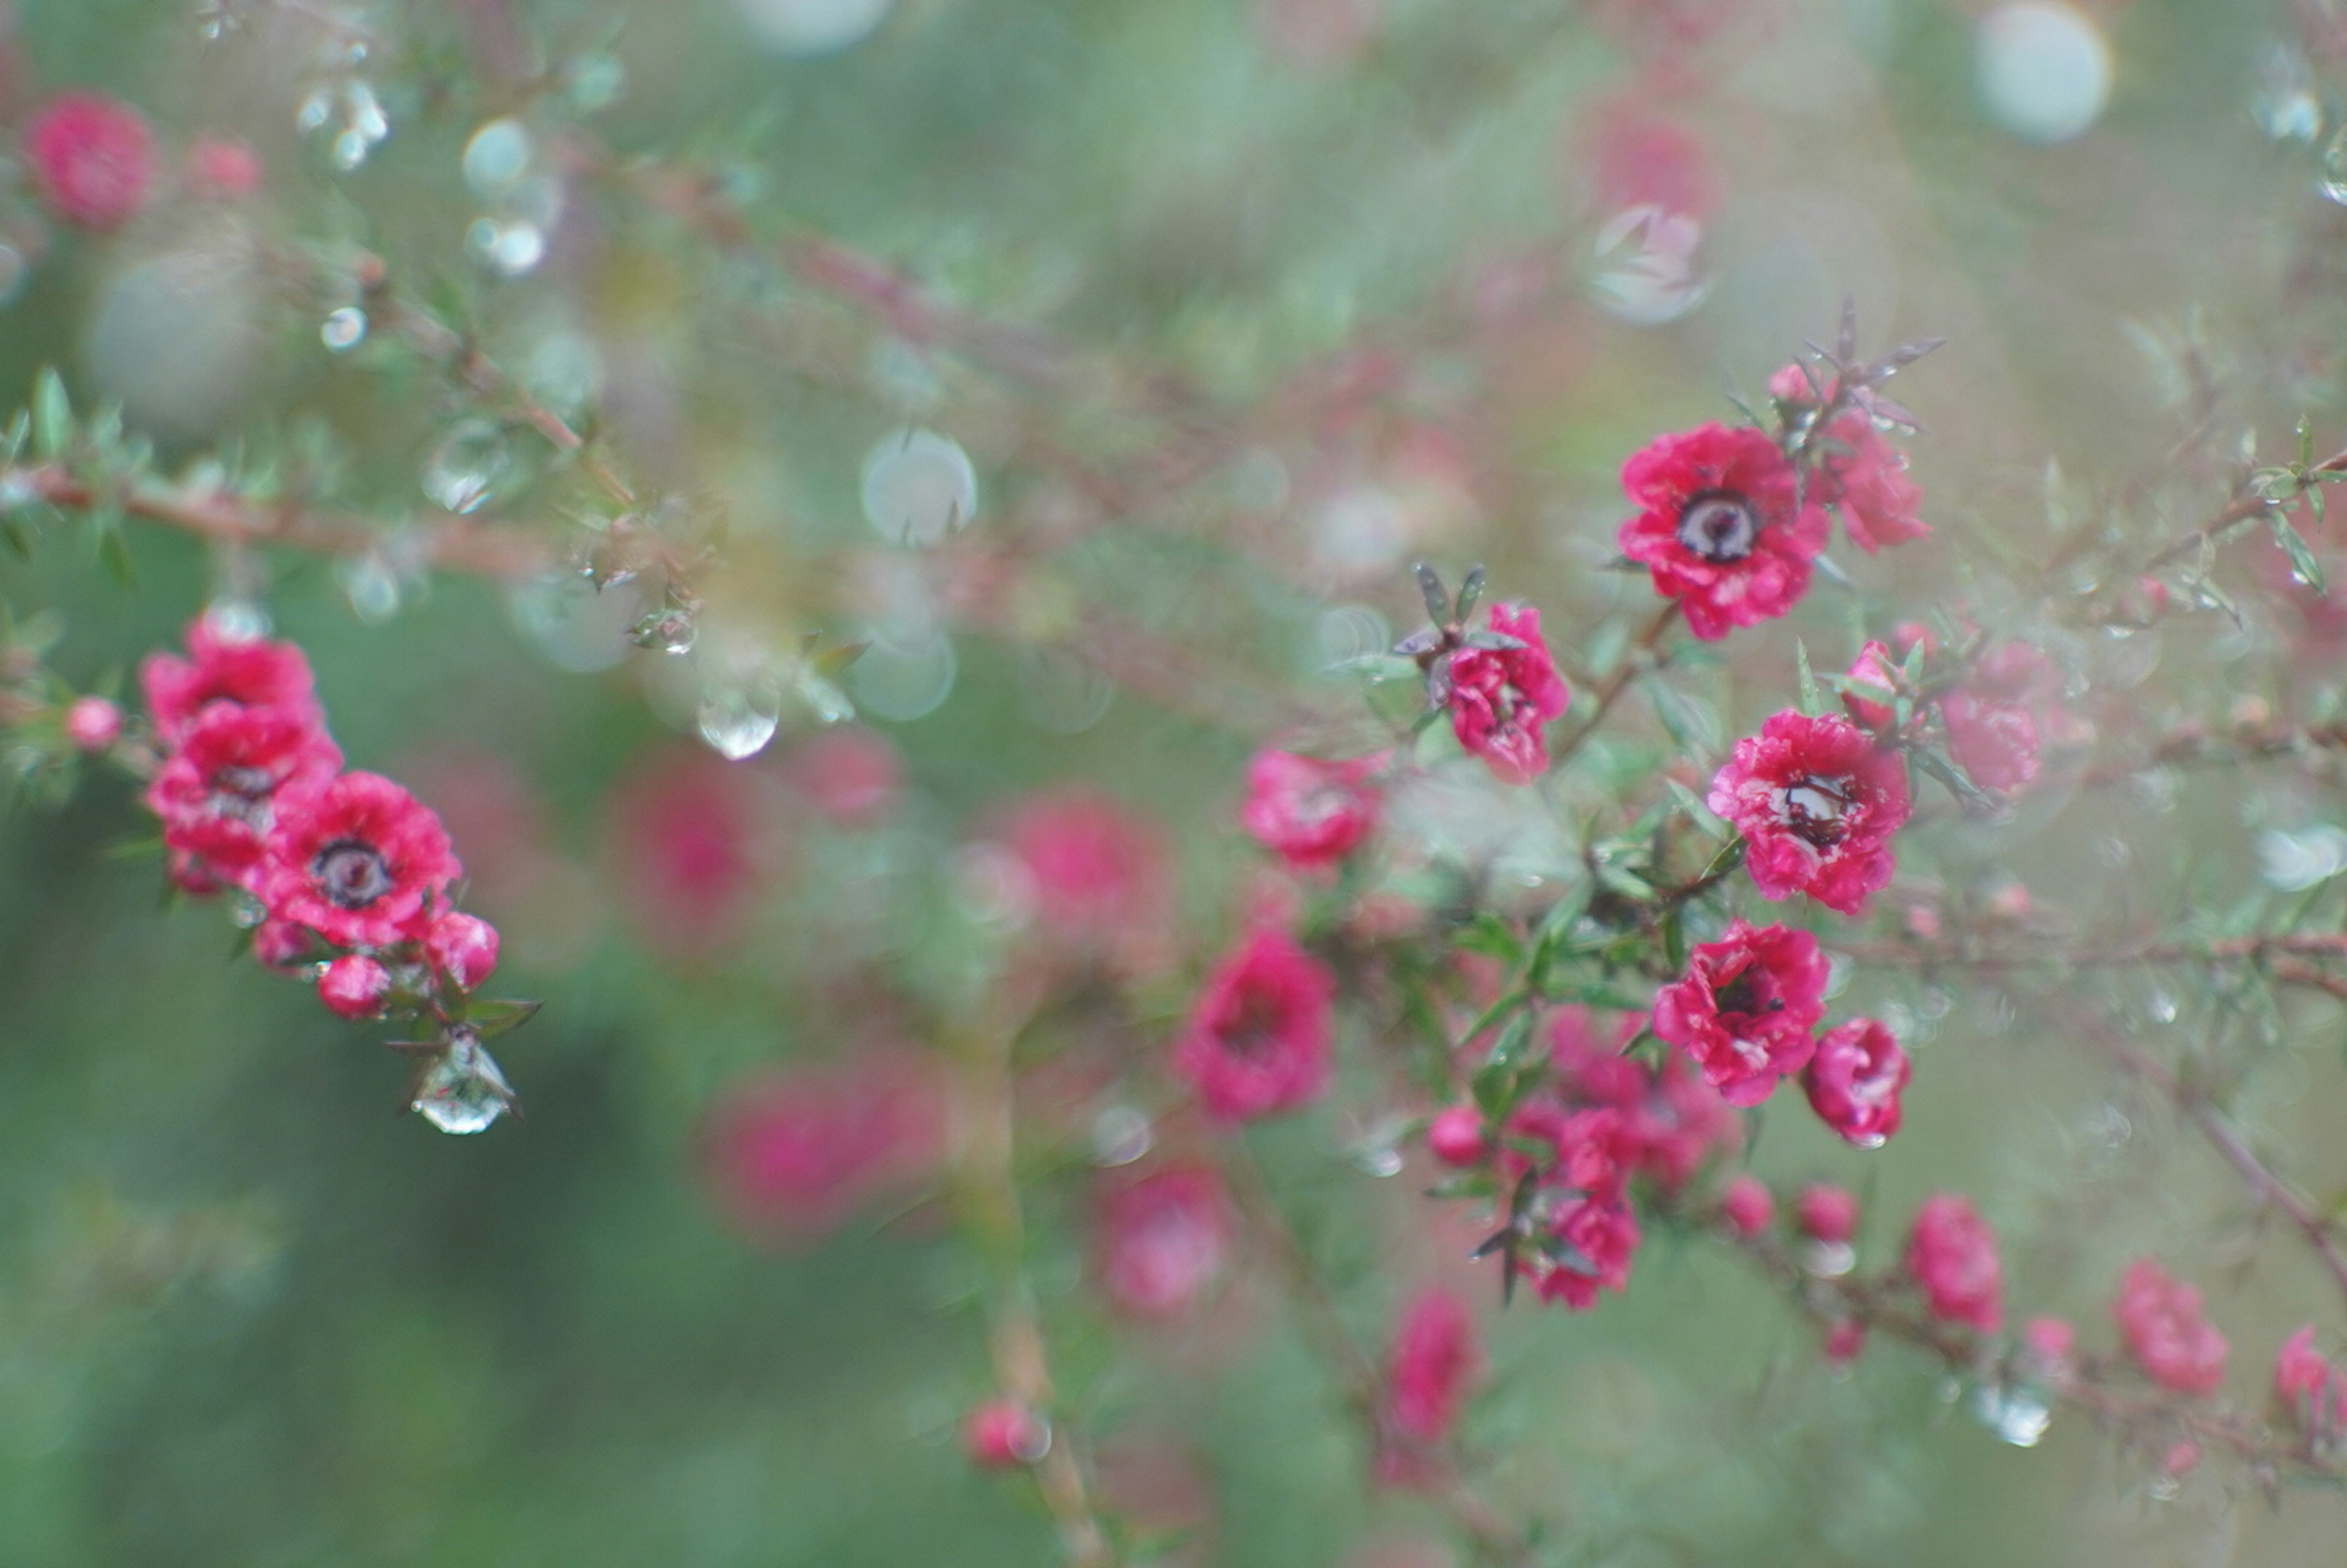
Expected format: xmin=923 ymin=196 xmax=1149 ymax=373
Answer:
xmin=1222 ymin=990 xmax=1287 ymax=1057
xmin=1779 ymin=775 xmax=1853 ymax=849
xmin=312 ymin=838 xmax=395 ymax=910
xmin=1675 ymin=490 xmax=1760 ymax=563
xmin=1713 ymin=964 xmax=1783 ymax=1019
xmin=207 ymin=764 xmax=278 ymax=822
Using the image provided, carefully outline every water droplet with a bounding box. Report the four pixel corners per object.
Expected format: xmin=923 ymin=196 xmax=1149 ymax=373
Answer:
xmin=732 ymin=0 xmax=897 ymax=56
xmin=1016 ymin=644 xmax=1112 ymax=735
xmin=2095 ymin=835 xmax=2131 ymax=868
xmin=1315 ymin=604 xmax=1390 ymax=666
xmin=1091 ymin=1105 xmax=1153 ymax=1167
xmin=411 ymin=1034 xmax=517 ymax=1134
xmin=1353 ymin=1141 xmax=1406 ymax=1178
xmin=631 ymin=606 xmax=697 ymax=655
xmin=507 ymin=571 xmax=647 ymax=673
xmin=422 ymin=419 xmax=510 ymax=513
xmin=861 ymin=427 xmax=977 ymax=546
xmin=1976 ymin=2 xmax=2112 ymax=145
xmin=1918 ymin=985 xmax=1954 ymax=1021
xmin=320 ymin=306 xmax=367 ymax=352
xmin=204 ymin=596 xmax=272 ymax=641
xmin=848 ymin=631 xmax=956 ymax=722
xmin=2145 ymin=986 xmax=2179 ymax=1025
xmin=2258 ymin=823 xmax=2347 ymax=889
xmin=1971 ymin=1382 xmax=2052 ymax=1447
xmin=2253 ymin=46 xmax=2324 ymax=144
xmin=1802 ymin=1240 xmax=1856 ymax=1278
xmin=2321 ymin=128 xmax=2347 ymax=205
xmin=697 ymin=669 xmax=785 ymax=760
xmin=296 ymin=89 xmax=332 ymax=134
xmin=2080 ymin=1099 xmax=2132 ymax=1152
xmin=567 ymin=54 xmax=626 ymax=113
xmin=462 ymin=118 xmax=532 ymax=199
xmin=474 ymin=221 xmax=546 ymax=277
xmin=336 ymin=554 xmax=402 ymax=624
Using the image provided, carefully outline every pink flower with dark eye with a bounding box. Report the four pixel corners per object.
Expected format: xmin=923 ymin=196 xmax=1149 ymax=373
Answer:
xmin=1375 ymin=1288 xmax=1482 ymax=1488
xmin=259 ymin=772 xmax=461 ymax=948
xmin=2113 ymin=1258 xmax=2228 ymax=1395
xmin=317 ymin=954 xmax=391 ymax=1020
xmin=1801 ymin=1018 xmax=1911 ymax=1148
xmin=141 ymin=618 xmax=323 ymax=743
xmin=24 ymin=92 xmax=152 ymax=230
xmin=1241 ymin=749 xmax=1383 ymax=870
xmin=1529 ymin=1196 xmax=1640 ymax=1311
xmin=1443 ymin=603 xmax=1570 ymax=785
xmin=1708 ymin=711 xmax=1911 ymax=917
xmin=1905 ymin=1194 xmax=2003 ymax=1333
xmin=1617 ymin=423 xmax=1829 ymax=641
xmin=147 ymin=702 xmax=344 ymax=885
xmin=2276 ymin=1327 xmax=2347 ymax=1434
xmin=1094 ymin=1164 xmax=1232 ymax=1319
xmin=1650 ymin=919 xmax=1828 ymax=1107
xmin=1172 ymin=927 xmax=1336 ymax=1122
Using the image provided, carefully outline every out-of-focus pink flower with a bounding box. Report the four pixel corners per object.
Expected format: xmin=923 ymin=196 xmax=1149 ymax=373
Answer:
xmin=1708 ymin=711 xmax=1911 ymax=917
xmin=1767 ymin=368 xmax=1930 ymax=553
xmin=1795 ymin=1184 xmax=1859 ymax=1245
xmin=2162 ymin=1440 xmax=2202 ymax=1478
xmin=1240 ymin=748 xmax=1383 ymax=870
xmin=1375 ymin=1288 xmax=1482 ymax=1488
xmin=1840 ymin=640 xmax=1902 ymax=733
xmin=786 ymin=725 xmax=905 ymax=827
xmin=1094 ymin=1164 xmax=1232 ymax=1319
xmin=700 ymin=1061 xmax=944 ymax=1245
xmin=1719 ymin=1174 xmax=1774 ymax=1237
xmin=609 ymin=746 xmax=774 ymax=956
xmin=1584 ymin=103 xmax=1719 ymax=224
xmin=1618 ymin=423 xmax=1828 ymax=641
xmin=1801 ymin=1018 xmax=1911 ymax=1148
xmin=64 ymin=695 xmax=121 ymax=752
xmin=2275 ymin=1326 xmax=2347 ymax=1434
xmin=1425 ymin=1105 xmax=1489 ymax=1167
xmin=962 ymin=1400 xmax=1048 ymax=1468
xmin=2024 ymin=1316 xmax=2076 ymax=1379
xmin=994 ymin=787 xmax=1174 ymax=959
xmin=317 ymin=953 xmax=391 ymax=1019
xmin=1906 ymin=1194 xmax=2003 ymax=1334
xmin=186 ymin=136 xmax=263 ymax=199
xmin=1172 ymin=927 xmax=1336 ymax=1122
xmin=1650 ymin=919 xmax=1827 ymax=1107
xmin=2112 ymin=1258 xmax=2228 ymax=1395
xmin=1823 ymin=1317 xmax=1868 ymax=1364
xmin=1529 ymin=1196 xmax=1640 ymax=1310
xmin=425 ymin=910 xmax=501 ymax=990
xmin=1444 ymin=603 xmax=1570 ymax=785
xmin=1941 ymin=642 xmax=2063 ymax=796
xmin=24 ymin=92 xmax=152 ymax=229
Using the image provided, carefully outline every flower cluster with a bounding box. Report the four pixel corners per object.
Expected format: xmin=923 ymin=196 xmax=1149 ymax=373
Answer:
xmin=139 ymin=617 xmax=528 ymax=1130
xmin=1838 ymin=631 xmax=2076 ymax=800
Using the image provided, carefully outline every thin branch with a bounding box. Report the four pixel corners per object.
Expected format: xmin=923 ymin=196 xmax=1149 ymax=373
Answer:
xmin=1547 ymin=601 xmax=1681 ymax=772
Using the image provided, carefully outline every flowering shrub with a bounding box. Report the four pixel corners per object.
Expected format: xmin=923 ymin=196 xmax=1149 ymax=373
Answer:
xmin=7 ymin=1 xmax=2347 ymax=1564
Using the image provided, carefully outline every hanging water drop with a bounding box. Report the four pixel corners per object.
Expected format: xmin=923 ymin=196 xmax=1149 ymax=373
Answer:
xmin=410 ymin=1034 xmax=517 ymax=1134
xmin=630 ymin=606 xmax=697 ymax=655
xmin=861 ymin=427 xmax=978 ymax=546
xmin=336 ymin=554 xmax=402 ymax=624
xmin=2322 ymin=127 xmax=2347 ymax=205
xmin=321 ymin=306 xmax=367 ymax=353
xmin=422 ymin=420 xmax=510 ymax=513
xmin=462 ymin=118 xmax=533 ymax=199
xmin=1090 ymin=1105 xmax=1153 ymax=1167
xmin=697 ymin=669 xmax=785 ymax=760
xmin=1971 ymin=1382 xmax=2052 ymax=1448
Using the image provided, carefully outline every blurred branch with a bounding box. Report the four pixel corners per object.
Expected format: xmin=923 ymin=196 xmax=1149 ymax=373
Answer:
xmin=1547 ymin=603 xmax=1682 ymax=772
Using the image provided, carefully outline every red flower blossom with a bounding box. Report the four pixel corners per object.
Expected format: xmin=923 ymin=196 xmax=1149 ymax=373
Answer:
xmin=1617 ymin=423 xmax=1828 ymax=641
xmin=2113 ymin=1258 xmax=2228 ymax=1395
xmin=1172 ymin=927 xmax=1336 ymax=1121
xmin=1375 ymin=1288 xmax=1482 ymax=1487
xmin=186 ymin=136 xmax=263 ymax=199
xmin=1766 ymin=365 xmax=1930 ymax=553
xmin=1094 ymin=1164 xmax=1232 ymax=1319
xmin=1801 ymin=1017 xmax=1911 ymax=1148
xmin=2276 ymin=1327 xmax=2347 ymax=1434
xmin=996 ymin=787 xmax=1174 ymax=955
xmin=700 ymin=1061 xmax=944 ymax=1245
xmin=1529 ymin=1196 xmax=1640 ymax=1310
xmin=1549 ymin=1009 xmax=1741 ymax=1187
xmin=425 ymin=910 xmax=501 ymax=990
xmin=1240 ymin=748 xmax=1383 ymax=870
xmin=259 ymin=771 xmax=461 ymax=948
xmin=1444 ymin=603 xmax=1570 ymax=785
xmin=1840 ymin=639 xmax=1902 ymax=733
xmin=1905 ymin=1194 xmax=2003 ymax=1333
xmin=24 ymin=92 xmax=152 ymax=230
xmin=1425 ymin=1104 xmax=1489 ymax=1167
xmin=147 ymin=702 xmax=343 ymax=886
xmin=609 ymin=746 xmax=775 ymax=958
xmin=317 ymin=954 xmax=391 ymax=1020
xmin=1708 ymin=711 xmax=1911 ymax=916
xmin=1650 ymin=919 xmax=1827 ymax=1107
xmin=1795 ymin=1184 xmax=1859 ymax=1245
xmin=1939 ymin=642 xmax=2063 ymax=795
xmin=141 ymin=618 xmax=323 ymax=743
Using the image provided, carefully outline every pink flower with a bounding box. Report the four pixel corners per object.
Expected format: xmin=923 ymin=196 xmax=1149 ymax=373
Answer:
xmin=64 ymin=695 xmax=121 ymax=752
xmin=1801 ymin=1018 xmax=1911 ymax=1148
xmin=24 ymin=92 xmax=152 ymax=230
xmin=1094 ymin=1164 xmax=1232 ymax=1319
xmin=1444 ymin=603 xmax=1571 ymax=785
xmin=1546 ymin=1011 xmax=1743 ymax=1189
xmin=1941 ymin=641 xmax=2065 ymax=796
xmin=609 ymin=746 xmax=773 ymax=958
xmin=786 ymin=725 xmax=904 ymax=826
xmin=1766 ymin=367 xmax=1930 ymax=553
xmin=425 ymin=911 xmax=501 ymax=990
xmin=2112 ymin=1258 xmax=2228 ymax=1395
xmin=1719 ymin=1174 xmax=1774 ymax=1237
xmin=700 ymin=1061 xmax=943 ymax=1244
xmin=1425 ymin=1105 xmax=1489 ymax=1167
xmin=1240 ymin=749 xmax=1383 ymax=869
xmin=963 ymin=1400 xmax=1047 ymax=1468
xmin=1708 ymin=711 xmax=1911 ymax=916
xmin=1840 ymin=640 xmax=1901 ymax=733
xmin=2022 ymin=1316 xmax=2076 ymax=1377
xmin=1617 ymin=423 xmax=1829 ymax=641
xmin=1905 ymin=1194 xmax=2002 ymax=1333
xmin=1650 ymin=919 xmax=1828 ymax=1107
xmin=1376 ymin=1288 xmax=1482 ymax=1487
xmin=1529 ymin=1196 xmax=1640 ymax=1310
xmin=2275 ymin=1326 xmax=2347 ymax=1433
xmin=1795 ymin=1184 xmax=1859 ymax=1245
xmin=997 ymin=788 xmax=1173 ymax=952
xmin=146 ymin=702 xmax=343 ymax=885
xmin=259 ymin=772 xmax=461 ymax=948
xmin=186 ymin=136 xmax=263 ymax=199
xmin=1823 ymin=1317 xmax=1868 ymax=1363
xmin=1172 ymin=927 xmax=1336 ymax=1122
xmin=141 ymin=619 xmax=322 ymax=742
xmin=251 ymin=918 xmax=311 ymax=969
xmin=317 ymin=954 xmax=391 ymax=1020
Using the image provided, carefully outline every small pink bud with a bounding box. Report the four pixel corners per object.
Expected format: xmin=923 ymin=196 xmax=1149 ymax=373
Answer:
xmin=425 ymin=911 xmax=501 ymax=990
xmin=1426 ymin=1105 xmax=1489 ymax=1167
xmin=2023 ymin=1316 xmax=2076 ymax=1374
xmin=186 ymin=136 xmax=263 ymax=199
xmin=2161 ymin=1440 xmax=2200 ymax=1478
xmin=962 ymin=1399 xmax=1048 ymax=1470
xmin=2136 ymin=576 xmax=2170 ymax=614
xmin=318 ymin=954 xmax=392 ymax=1020
xmin=64 ymin=695 xmax=121 ymax=752
xmin=252 ymin=919 xmax=309 ymax=969
xmin=1823 ymin=1318 xmax=1867 ymax=1364
xmin=1719 ymin=1175 xmax=1774 ymax=1239
xmin=1794 ymin=1184 xmax=1859 ymax=1245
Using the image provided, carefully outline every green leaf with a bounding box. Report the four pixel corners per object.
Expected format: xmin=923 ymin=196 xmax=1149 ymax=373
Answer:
xmin=96 ymin=523 xmax=135 ymax=588
xmin=31 ymin=368 xmax=70 ymax=462
xmin=463 ymin=998 xmax=544 ymax=1039
xmin=1796 ymin=639 xmax=1822 ymax=716
xmin=2272 ymin=511 xmax=2326 ymax=596
xmin=1455 ymin=912 xmax=1525 ymax=967
xmin=1660 ymin=906 xmax=1687 ymax=973
xmin=1460 ymin=989 xmax=1527 ymax=1053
